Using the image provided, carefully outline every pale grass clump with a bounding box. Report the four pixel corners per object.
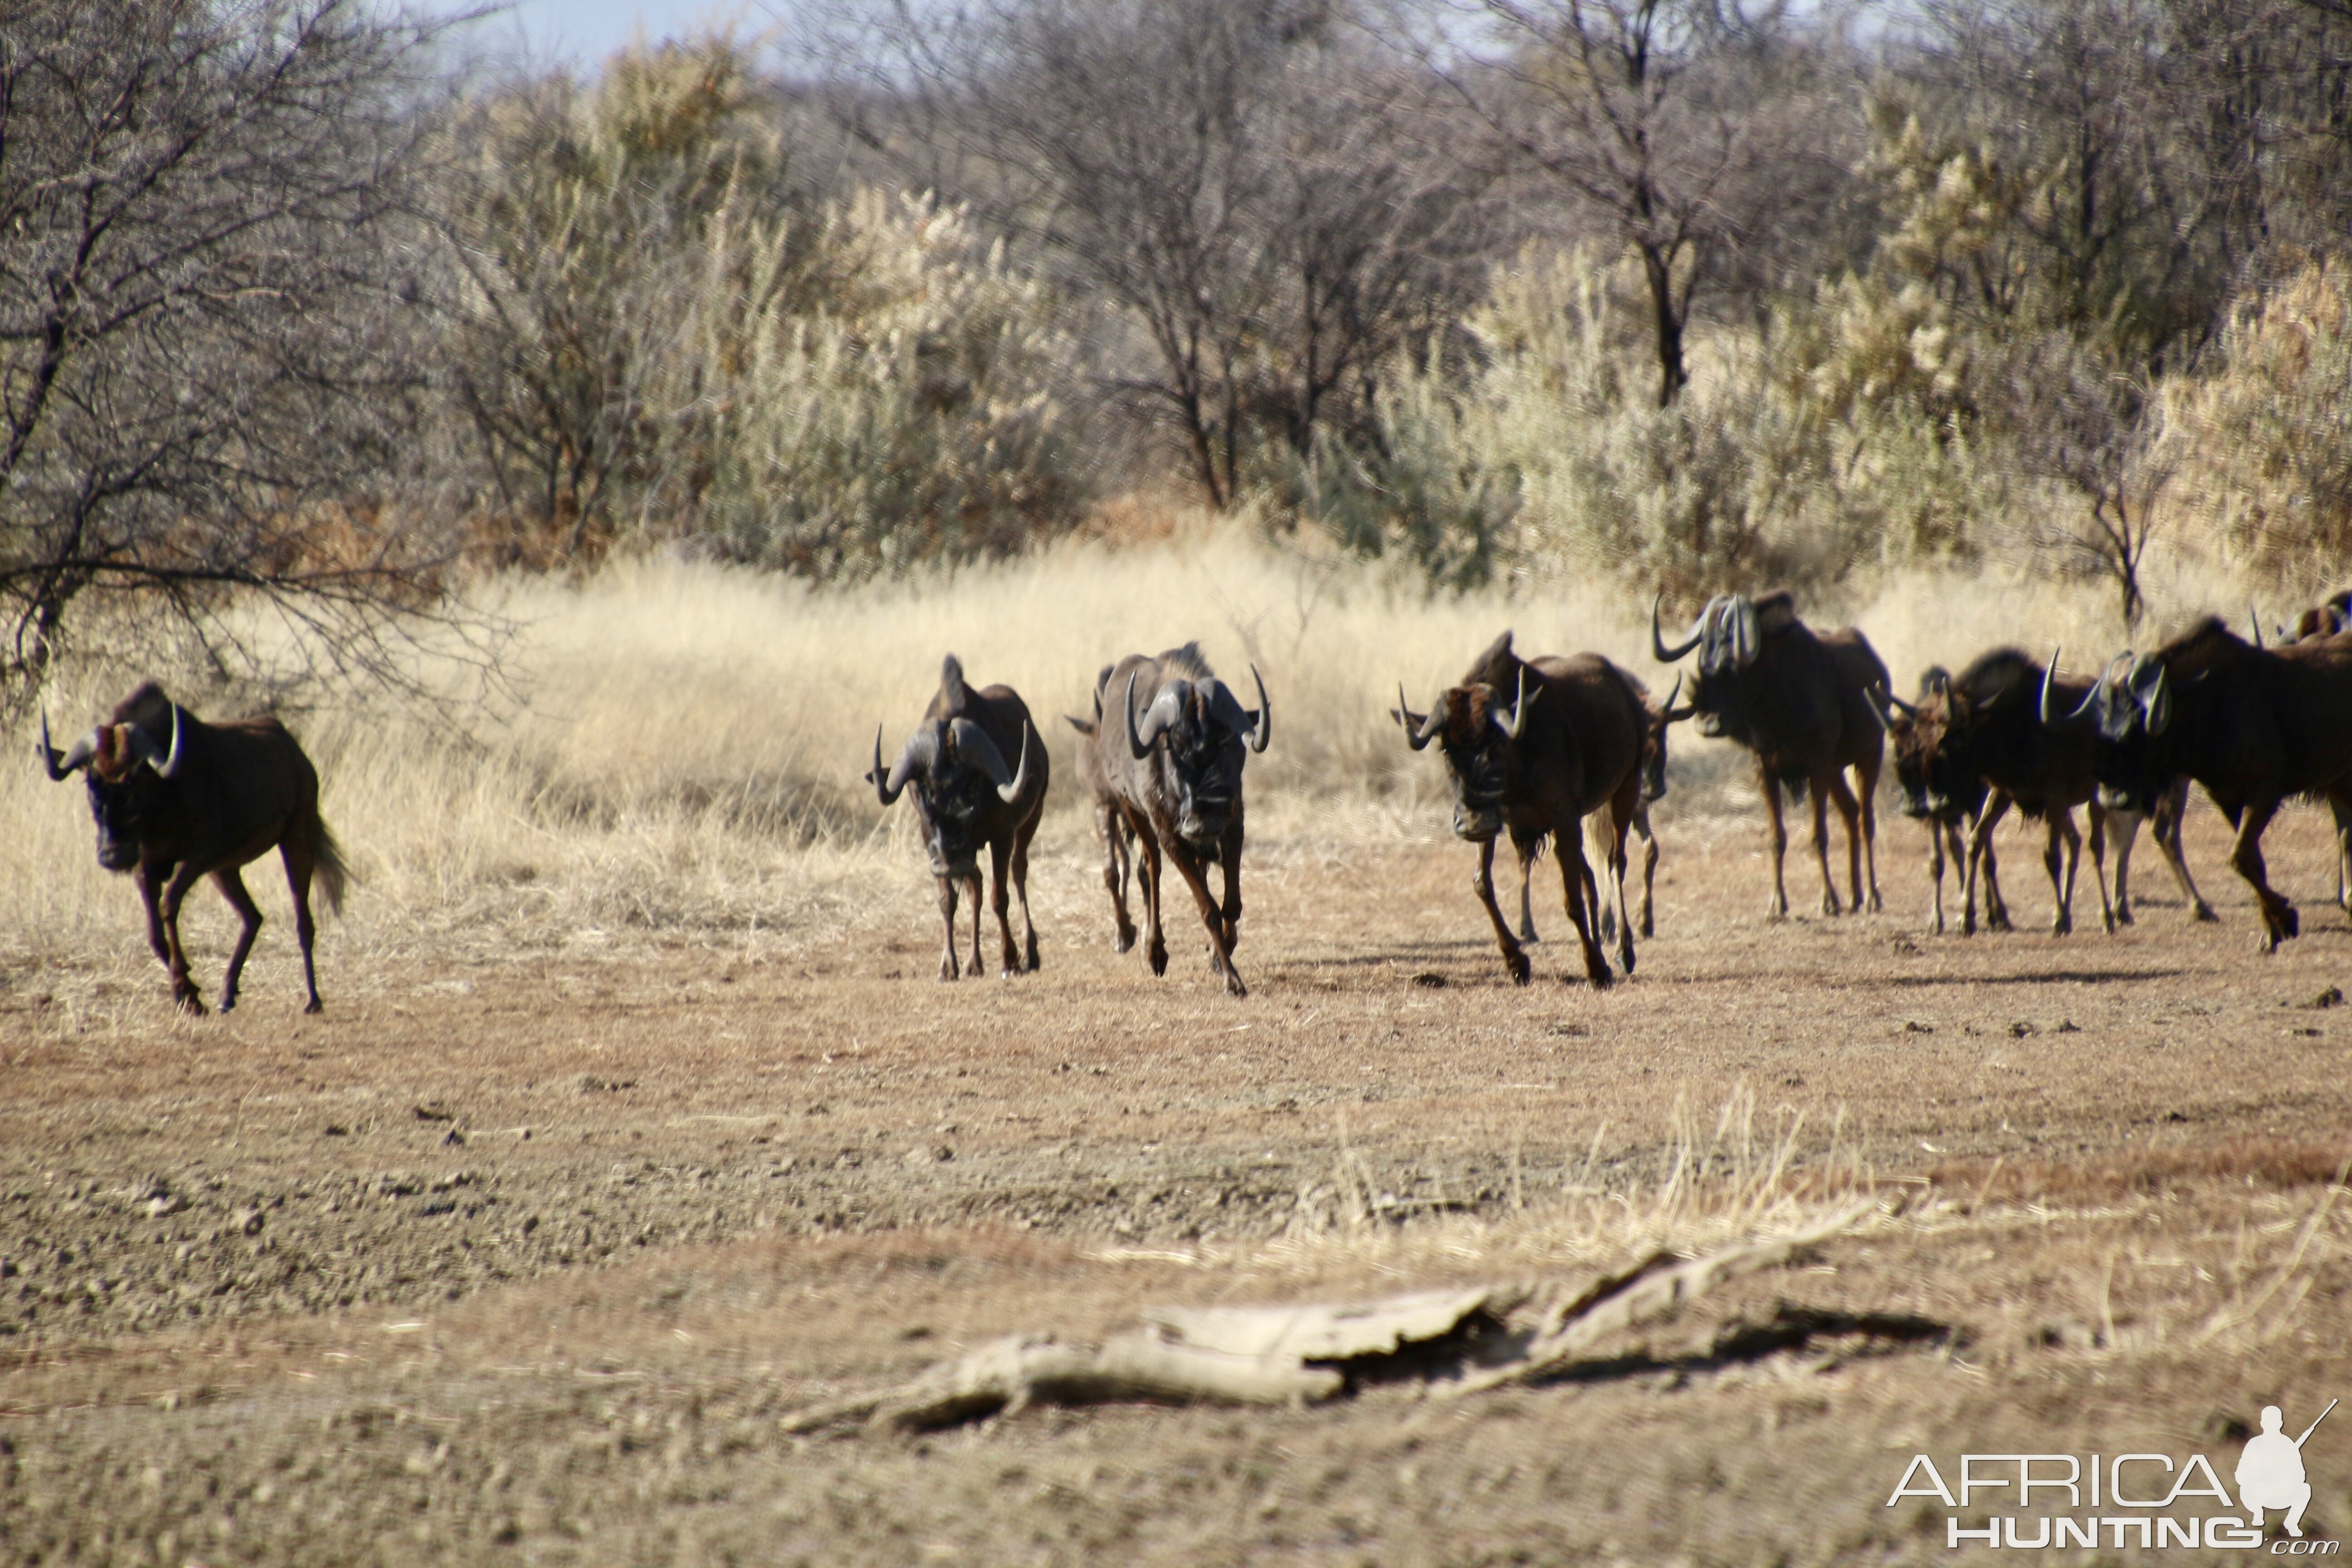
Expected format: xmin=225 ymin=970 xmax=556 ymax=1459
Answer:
xmin=0 ymin=521 xmax=2268 ymax=966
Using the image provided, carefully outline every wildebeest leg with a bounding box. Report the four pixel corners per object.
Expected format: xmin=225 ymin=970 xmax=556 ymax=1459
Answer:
xmin=1822 ymin=773 xmax=1861 ymax=916
xmin=2083 ymin=799 xmax=2115 ymax=934
xmin=934 ymin=874 xmax=961 ymax=981
xmin=965 ymin=872 xmax=987 ymax=978
xmin=213 ymin=867 xmax=265 ymax=1013
xmin=1603 ymin=782 xmax=1638 ymax=975
xmin=1811 ymin=775 xmax=1845 ymax=917
xmin=1097 ymin=800 xmax=1137 ymax=953
xmin=2153 ymin=780 xmax=2216 ymax=922
xmin=1134 ymin=821 xmax=1169 ymax=977
xmin=1553 ymin=820 xmax=1615 ymax=988
xmin=1217 ymin=819 xmax=1244 ymax=954
xmin=279 ymin=838 xmax=325 ymax=1013
xmin=1853 ymin=756 xmax=1883 ymax=911
xmin=1964 ymin=793 xmax=2014 ymax=935
xmin=989 ymin=838 xmax=1022 ymax=978
xmin=2044 ymin=808 xmax=2080 ymax=936
xmin=1165 ymin=841 xmax=1244 ymax=996
xmin=2226 ymin=792 xmax=2298 ymax=951
xmin=2329 ymin=793 xmax=2352 ymax=916
xmin=156 ymin=862 xmax=210 ymax=1014
xmin=1759 ymin=764 xmax=1791 ymax=920
xmin=1513 ymin=828 xmax=1544 ymax=944
xmin=2102 ymin=808 xmax=2140 ymax=928
xmin=1013 ymin=813 xmax=1042 ymax=972
xmin=1926 ymin=819 xmax=1951 ymax=934
xmin=1473 ymin=837 xmax=1533 ymax=985
xmin=1637 ymin=804 xmax=1658 ymax=939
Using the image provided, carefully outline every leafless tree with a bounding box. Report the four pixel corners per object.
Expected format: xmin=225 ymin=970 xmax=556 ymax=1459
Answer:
xmin=0 ymin=0 xmax=469 ymax=702
xmin=2004 ymin=335 xmax=2169 ymax=628
xmin=1408 ymin=0 xmax=1831 ymax=407
xmin=848 ymin=0 xmax=1493 ymax=509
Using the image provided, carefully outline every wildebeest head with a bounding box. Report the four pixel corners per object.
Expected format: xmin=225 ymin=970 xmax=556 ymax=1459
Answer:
xmin=1651 ymin=591 xmax=1795 ymax=742
xmin=1125 ymin=661 xmax=1269 ymax=845
xmin=2041 ymin=647 xmax=2172 ymax=813
xmin=1393 ymin=649 xmax=1539 ymax=843
xmin=869 ymin=657 xmax=1030 ymax=878
xmin=1869 ymin=668 xmax=1984 ymax=823
xmin=40 ymin=683 xmax=186 ymax=872
xmin=1642 ymin=674 xmax=1690 ymax=808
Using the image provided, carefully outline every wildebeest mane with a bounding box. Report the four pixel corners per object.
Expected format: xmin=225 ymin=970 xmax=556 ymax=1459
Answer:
xmin=1951 ymin=646 xmax=2041 ymax=708
xmin=1157 ymin=641 xmax=1215 ymax=681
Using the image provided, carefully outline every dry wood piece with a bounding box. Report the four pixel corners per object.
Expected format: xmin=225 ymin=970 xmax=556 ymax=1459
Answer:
xmin=782 ymin=1202 xmax=1882 ymax=1435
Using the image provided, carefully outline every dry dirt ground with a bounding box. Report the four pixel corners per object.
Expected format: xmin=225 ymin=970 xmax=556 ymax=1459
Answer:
xmin=5 ymin=798 xmax=2352 ymax=1566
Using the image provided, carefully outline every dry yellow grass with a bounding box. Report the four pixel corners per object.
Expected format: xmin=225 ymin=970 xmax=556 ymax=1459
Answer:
xmin=0 ymin=517 xmax=2269 ymax=975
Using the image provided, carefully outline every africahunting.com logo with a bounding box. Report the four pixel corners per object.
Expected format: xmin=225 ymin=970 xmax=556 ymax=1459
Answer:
xmin=1887 ymin=1399 xmax=2338 ymax=1551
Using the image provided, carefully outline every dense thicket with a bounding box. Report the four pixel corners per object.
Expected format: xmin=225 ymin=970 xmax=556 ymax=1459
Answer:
xmin=5 ymin=0 xmax=2349 ymax=700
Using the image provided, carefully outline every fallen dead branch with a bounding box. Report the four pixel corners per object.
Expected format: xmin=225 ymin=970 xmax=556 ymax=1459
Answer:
xmin=783 ymin=1199 xmax=1884 ymax=1435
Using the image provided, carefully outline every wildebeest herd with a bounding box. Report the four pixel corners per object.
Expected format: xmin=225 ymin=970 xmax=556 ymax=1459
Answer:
xmin=38 ymin=589 xmax=2352 ymax=1011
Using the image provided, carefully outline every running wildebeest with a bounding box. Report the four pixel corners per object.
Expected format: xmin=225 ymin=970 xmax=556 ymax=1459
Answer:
xmin=40 ymin=682 xmax=347 ymax=1014
xmin=1093 ymin=643 xmax=1269 ymax=997
xmin=868 ymin=655 xmax=1048 ymax=980
xmin=1532 ymin=671 xmax=1682 ymax=948
xmin=2043 ymin=616 xmax=2352 ymax=951
xmin=1394 ymin=631 xmax=1647 ymax=986
xmin=1652 ymin=591 xmax=1887 ymax=918
xmin=1063 ymin=665 xmax=1138 ymax=954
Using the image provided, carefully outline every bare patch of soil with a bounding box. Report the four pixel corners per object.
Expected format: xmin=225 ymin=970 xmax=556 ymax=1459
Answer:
xmin=5 ymin=804 xmax=2351 ymax=1564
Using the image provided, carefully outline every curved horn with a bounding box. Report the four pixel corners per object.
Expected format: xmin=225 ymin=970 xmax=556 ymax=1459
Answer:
xmin=1651 ymin=592 xmax=1703 ymax=663
xmin=949 ymin=717 xmax=1025 ymax=803
xmin=1394 ymin=684 xmax=1434 ymax=751
xmin=1493 ymin=667 xmax=1539 ymax=740
xmin=130 ymin=703 xmax=185 ymax=778
xmin=2141 ymin=662 xmax=2171 ymax=737
xmin=874 ymin=725 xmax=935 ymax=805
xmin=2038 ymin=651 xmax=2097 ymax=730
xmin=1124 ymin=669 xmax=1150 ymax=760
xmin=1657 ymin=674 xmax=1695 ymax=724
xmin=1137 ymin=681 xmax=1190 ymax=755
xmin=997 ymin=725 xmax=1031 ymax=804
xmin=38 ymin=711 xmax=95 ymax=781
xmin=1246 ymin=664 xmax=1270 ymax=754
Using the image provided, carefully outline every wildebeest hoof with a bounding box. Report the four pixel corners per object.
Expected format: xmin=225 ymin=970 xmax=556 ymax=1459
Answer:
xmin=1114 ymin=931 xmax=1137 ymax=954
xmin=2280 ymin=905 xmax=2301 ymax=940
xmin=1149 ymin=946 xmax=1169 ymax=977
xmin=1583 ymin=969 xmax=1615 ymax=990
xmin=1638 ymin=917 xmax=1654 ymax=939
xmin=1505 ymin=954 xmax=1532 ymax=985
xmin=2191 ymin=902 xmax=2219 ymax=923
xmin=174 ymin=989 xmax=206 ymax=1016
xmin=303 ymin=999 xmax=324 ymax=1015
xmin=2051 ymin=913 xmax=2072 ymax=936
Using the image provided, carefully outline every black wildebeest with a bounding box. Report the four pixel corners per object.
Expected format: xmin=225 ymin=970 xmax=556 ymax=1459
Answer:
xmin=1872 ymin=649 xmax=2122 ymax=936
xmin=868 ymin=655 xmax=1048 ymax=980
xmin=1525 ymin=671 xmax=1682 ymax=948
xmin=1093 ymin=643 xmax=1269 ymax=996
xmin=1652 ymin=591 xmax=1887 ymax=918
xmin=41 ymin=682 xmax=348 ymax=1014
xmin=1063 ymin=665 xmax=1138 ymax=954
xmin=2043 ymin=616 xmax=2352 ymax=951
xmin=1394 ymin=631 xmax=1648 ymax=987
xmin=1875 ymin=666 xmax=1996 ymax=935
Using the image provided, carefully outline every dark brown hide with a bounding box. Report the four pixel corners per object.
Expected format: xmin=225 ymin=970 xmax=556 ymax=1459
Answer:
xmin=1653 ymin=591 xmax=1887 ymax=919
xmin=41 ymin=682 xmax=348 ymax=1014
xmin=1090 ymin=643 xmax=1268 ymax=997
xmin=2061 ymin=617 xmax=2352 ymax=951
xmin=870 ymin=655 xmax=1050 ymax=980
xmin=1396 ymin=632 xmax=1646 ymax=986
xmin=1063 ymin=665 xmax=1138 ymax=954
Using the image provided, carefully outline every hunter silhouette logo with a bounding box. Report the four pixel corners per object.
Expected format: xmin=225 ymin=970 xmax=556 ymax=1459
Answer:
xmin=2241 ymin=1400 xmax=2336 ymax=1539
xmin=1887 ymin=1395 xmax=2340 ymax=1550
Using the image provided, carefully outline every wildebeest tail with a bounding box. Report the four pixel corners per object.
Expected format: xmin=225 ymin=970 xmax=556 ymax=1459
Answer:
xmin=312 ymin=816 xmax=351 ymax=917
